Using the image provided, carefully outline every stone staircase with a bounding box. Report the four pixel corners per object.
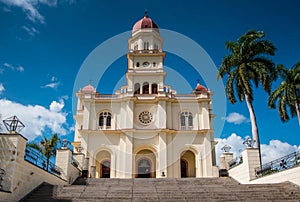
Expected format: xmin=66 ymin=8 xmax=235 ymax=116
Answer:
xmin=22 ymin=177 xmax=300 ymax=201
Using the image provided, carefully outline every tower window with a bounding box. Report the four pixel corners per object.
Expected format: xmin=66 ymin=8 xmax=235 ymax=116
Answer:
xmin=99 ymin=111 xmax=112 ymax=130
xmin=134 ymin=83 xmax=140 ymax=95
xmin=136 ymin=62 xmax=140 ymax=67
xmin=143 ymin=42 xmax=149 ymax=50
xmin=180 ymin=112 xmax=193 ymax=130
xmin=154 ymin=44 xmax=158 ymax=50
xmin=143 ymin=82 xmax=149 ymax=94
xmin=153 ymin=62 xmax=156 ymax=67
xmin=152 ymin=83 xmax=158 ymax=94
xmin=134 ymin=43 xmax=138 ymax=50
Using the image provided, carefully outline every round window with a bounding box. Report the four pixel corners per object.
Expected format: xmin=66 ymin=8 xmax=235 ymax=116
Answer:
xmin=138 ymin=111 xmax=153 ymax=125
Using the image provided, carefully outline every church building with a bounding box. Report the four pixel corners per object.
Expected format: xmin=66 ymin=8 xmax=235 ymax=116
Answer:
xmin=73 ymin=13 xmax=218 ymax=178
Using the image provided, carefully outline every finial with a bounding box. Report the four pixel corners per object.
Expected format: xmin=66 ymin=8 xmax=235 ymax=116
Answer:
xmin=144 ymin=9 xmax=148 ymax=17
xmin=221 ymin=144 xmax=232 ymax=153
xmin=243 ymin=136 xmax=256 ymax=148
xmin=3 ymin=115 xmax=25 ymax=133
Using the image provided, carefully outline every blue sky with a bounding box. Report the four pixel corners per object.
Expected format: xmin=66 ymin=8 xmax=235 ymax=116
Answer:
xmin=0 ymin=0 xmax=299 ymax=163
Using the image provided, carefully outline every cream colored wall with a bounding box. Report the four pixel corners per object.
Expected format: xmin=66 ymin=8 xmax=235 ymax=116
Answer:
xmin=129 ymin=32 xmax=162 ymax=51
xmin=81 ymin=130 xmax=216 ymax=178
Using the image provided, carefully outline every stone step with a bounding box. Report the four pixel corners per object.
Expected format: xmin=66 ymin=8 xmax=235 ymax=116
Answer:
xmin=22 ymin=177 xmax=300 ymax=201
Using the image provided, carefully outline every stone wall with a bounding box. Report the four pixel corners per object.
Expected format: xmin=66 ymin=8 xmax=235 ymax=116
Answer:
xmin=250 ymin=166 xmax=300 ymax=186
xmin=0 ymin=134 xmax=80 ymax=202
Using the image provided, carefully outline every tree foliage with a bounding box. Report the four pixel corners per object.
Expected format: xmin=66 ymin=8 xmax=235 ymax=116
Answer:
xmin=268 ymin=62 xmax=300 ymax=124
xmin=218 ymin=30 xmax=276 ymax=151
xmin=27 ymin=133 xmax=60 ymax=169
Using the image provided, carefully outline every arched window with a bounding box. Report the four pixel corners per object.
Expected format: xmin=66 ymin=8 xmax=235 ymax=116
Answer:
xmin=153 ymin=62 xmax=156 ymax=67
xmin=99 ymin=111 xmax=112 ymax=130
xmin=143 ymin=82 xmax=149 ymax=94
xmin=134 ymin=83 xmax=140 ymax=95
xmin=136 ymin=62 xmax=140 ymax=67
xmin=134 ymin=43 xmax=138 ymax=50
xmin=152 ymin=83 xmax=158 ymax=94
xmin=180 ymin=112 xmax=193 ymax=130
xmin=143 ymin=42 xmax=149 ymax=50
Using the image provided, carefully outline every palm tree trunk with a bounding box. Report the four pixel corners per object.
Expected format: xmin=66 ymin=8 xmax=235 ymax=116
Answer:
xmin=295 ymin=100 xmax=300 ymax=126
xmin=245 ymin=94 xmax=262 ymax=165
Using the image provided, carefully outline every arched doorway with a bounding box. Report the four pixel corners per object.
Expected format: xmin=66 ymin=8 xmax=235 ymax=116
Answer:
xmin=137 ymin=158 xmax=151 ymax=178
xmin=180 ymin=150 xmax=196 ymax=178
xmin=96 ymin=150 xmax=111 ymax=178
xmin=181 ymin=159 xmax=188 ymax=178
xmin=135 ymin=149 xmax=156 ymax=178
xmin=101 ymin=160 xmax=110 ymax=178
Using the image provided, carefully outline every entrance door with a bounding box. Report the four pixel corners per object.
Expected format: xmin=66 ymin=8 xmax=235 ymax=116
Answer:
xmin=138 ymin=159 xmax=151 ymax=178
xmin=181 ymin=160 xmax=187 ymax=178
xmin=101 ymin=160 xmax=110 ymax=178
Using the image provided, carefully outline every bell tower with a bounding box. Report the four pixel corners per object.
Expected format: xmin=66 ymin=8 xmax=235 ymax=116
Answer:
xmin=127 ymin=12 xmax=166 ymax=95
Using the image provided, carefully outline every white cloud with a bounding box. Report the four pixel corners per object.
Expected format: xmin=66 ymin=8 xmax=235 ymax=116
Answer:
xmin=0 ymin=0 xmax=75 ymax=24
xmin=41 ymin=76 xmax=60 ymax=89
xmin=60 ymin=95 xmax=69 ymax=100
xmin=16 ymin=66 xmax=24 ymax=72
xmin=0 ymin=0 xmax=52 ymax=23
xmin=0 ymin=83 xmax=5 ymax=94
xmin=222 ymin=112 xmax=248 ymax=124
xmin=51 ymin=76 xmax=57 ymax=82
xmin=49 ymin=99 xmax=64 ymax=112
xmin=22 ymin=25 xmax=40 ymax=36
xmin=216 ymin=133 xmax=300 ymax=165
xmin=261 ymin=140 xmax=300 ymax=164
xmin=2 ymin=63 xmax=25 ymax=72
xmin=0 ymin=99 xmax=69 ymax=140
xmin=43 ymin=82 xmax=59 ymax=89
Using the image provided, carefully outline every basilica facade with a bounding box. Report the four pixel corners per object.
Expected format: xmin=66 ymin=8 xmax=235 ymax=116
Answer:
xmin=73 ymin=14 xmax=218 ymax=178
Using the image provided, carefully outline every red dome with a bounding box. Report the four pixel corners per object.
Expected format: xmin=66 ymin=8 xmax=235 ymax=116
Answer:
xmin=195 ymin=83 xmax=207 ymax=92
xmin=82 ymin=84 xmax=95 ymax=92
xmin=132 ymin=15 xmax=159 ymax=34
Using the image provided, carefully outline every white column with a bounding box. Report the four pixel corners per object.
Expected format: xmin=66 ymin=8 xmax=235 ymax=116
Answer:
xmin=202 ymin=133 xmax=213 ymax=176
xmin=157 ymin=133 xmax=167 ymax=178
xmin=139 ymin=83 xmax=143 ymax=94
xmin=125 ymin=133 xmax=133 ymax=178
xmin=157 ymin=101 xmax=166 ymax=128
xmin=149 ymin=83 xmax=152 ymax=94
xmin=243 ymin=148 xmax=261 ymax=181
xmin=56 ymin=149 xmax=72 ymax=180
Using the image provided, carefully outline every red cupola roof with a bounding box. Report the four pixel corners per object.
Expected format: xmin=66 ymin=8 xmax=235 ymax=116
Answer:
xmin=132 ymin=13 xmax=159 ymax=34
xmin=82 ymin=84 xmax=95 ymax=92
xmin=195 ymin=83 xmax=207 ymax=92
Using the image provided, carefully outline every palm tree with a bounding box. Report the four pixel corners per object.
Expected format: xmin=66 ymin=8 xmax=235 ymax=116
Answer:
xmin=268 ymin=62 xmax=300 ymax=125
xmin=218 ymin=30 xmax=276 ymax=155
xmin=27 ymin=133 xmax=59 ymax=170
